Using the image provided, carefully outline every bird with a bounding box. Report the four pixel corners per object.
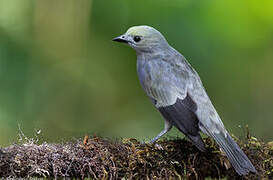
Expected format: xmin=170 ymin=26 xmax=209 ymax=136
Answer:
xmin=113 ymin=25 xmax=257 ymax=175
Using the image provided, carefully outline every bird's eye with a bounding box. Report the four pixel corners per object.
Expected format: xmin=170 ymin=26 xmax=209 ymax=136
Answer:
xmin=133 ymin=36 xmax=141 ymax=42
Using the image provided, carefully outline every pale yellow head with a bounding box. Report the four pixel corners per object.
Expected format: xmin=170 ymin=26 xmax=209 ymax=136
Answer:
xmin=113 ymin=25 xmax=168 ymax=53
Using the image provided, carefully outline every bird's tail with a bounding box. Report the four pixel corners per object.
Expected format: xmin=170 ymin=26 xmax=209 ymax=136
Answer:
xmin=210 ymin=131 xmax=257 ymax=175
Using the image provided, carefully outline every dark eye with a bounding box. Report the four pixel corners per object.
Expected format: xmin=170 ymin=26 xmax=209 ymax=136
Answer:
xmin=133 ymin=36 xmax=141 ymax=42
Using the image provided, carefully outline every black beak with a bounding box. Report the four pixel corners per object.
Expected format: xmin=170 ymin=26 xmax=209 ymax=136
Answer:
xmin=112 ymin=35 xmax=128 ymax=43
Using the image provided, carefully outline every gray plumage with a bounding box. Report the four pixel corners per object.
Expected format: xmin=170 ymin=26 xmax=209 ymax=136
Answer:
xmin=113 ymin=25 xmax=256 ymax=175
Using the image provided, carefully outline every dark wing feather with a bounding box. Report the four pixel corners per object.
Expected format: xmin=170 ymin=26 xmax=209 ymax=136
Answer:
xmin=157 ymin=94 xmax=206 ymax=152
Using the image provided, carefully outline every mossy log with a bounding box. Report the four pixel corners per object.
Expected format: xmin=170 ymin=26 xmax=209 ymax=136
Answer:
xmin=0 ymin=133 xmax=272 ymax=179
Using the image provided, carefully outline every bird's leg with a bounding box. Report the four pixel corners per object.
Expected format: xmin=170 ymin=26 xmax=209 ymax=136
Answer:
xmin=149 ymin=120 xmax=172 ymax=144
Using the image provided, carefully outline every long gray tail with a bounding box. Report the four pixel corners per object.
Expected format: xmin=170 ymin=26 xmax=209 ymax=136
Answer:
xmin=211 ymin=132 xmax=257 ymax=175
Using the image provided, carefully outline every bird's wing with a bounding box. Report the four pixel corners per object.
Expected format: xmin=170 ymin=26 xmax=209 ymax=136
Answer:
xmin=138 ymin=59 xmax=189 ymax=107
xmin=139 ymin=58 xmax=206 ymax=151
xmin=156 ymin=94 xmax=206 ymax=151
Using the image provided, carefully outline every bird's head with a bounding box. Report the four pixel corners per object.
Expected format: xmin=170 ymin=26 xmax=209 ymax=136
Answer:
xmin=113 ymin=25 xmax=168 ymax=53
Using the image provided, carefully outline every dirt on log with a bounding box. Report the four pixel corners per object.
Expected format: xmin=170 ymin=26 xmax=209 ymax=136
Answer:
xmin=0 ymin=133 xmax=272 ymax=179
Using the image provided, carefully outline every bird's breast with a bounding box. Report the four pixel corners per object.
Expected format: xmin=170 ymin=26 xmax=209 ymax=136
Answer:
xmin=136 ymin=60 xmax=150 ymax=88
xmin=136 ymin=59 xmax=181 ymax=107
xmin=137 ymin=59 xmax=161 ymax=88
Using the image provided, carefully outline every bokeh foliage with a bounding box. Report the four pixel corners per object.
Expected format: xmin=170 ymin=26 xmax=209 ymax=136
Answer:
xmin=0 ymin=0 xmax=272 ymax=145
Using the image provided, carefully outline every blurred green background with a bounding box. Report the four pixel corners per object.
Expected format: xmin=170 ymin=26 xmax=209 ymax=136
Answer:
xmin=0 ymin=0 xmax=272 ymax=146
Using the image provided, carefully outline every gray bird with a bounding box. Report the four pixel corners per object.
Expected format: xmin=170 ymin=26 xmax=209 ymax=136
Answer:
xmin=113 ymin=25 xmax=256 ymax=175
